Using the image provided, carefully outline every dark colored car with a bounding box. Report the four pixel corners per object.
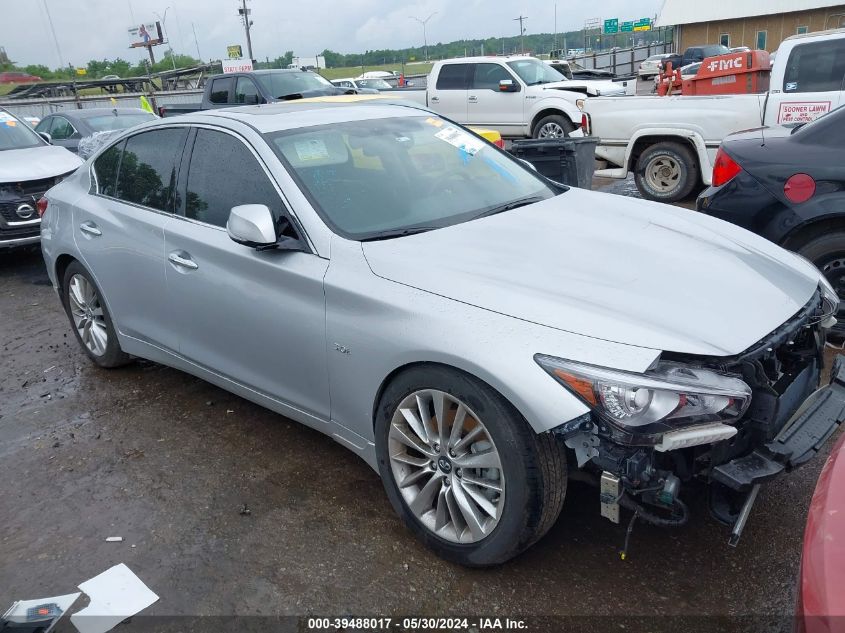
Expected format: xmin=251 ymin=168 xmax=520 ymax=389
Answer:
xmin=661 ymin=44 xmax=731 ymax=72
xmin=34 ymin=108 xmax=157 ymax=153
xmin=697 ymin=105 xmax=845 ymax=333
xmin=158 ymin=69 xmax=355 ymax=117
xmin=797 ymin=427 xmax=845 ymax=630
xmin=0 ymin=71 xmax=41 ymax=84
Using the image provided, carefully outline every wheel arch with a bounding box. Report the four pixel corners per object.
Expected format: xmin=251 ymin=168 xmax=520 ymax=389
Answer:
xmin=54 ymin=253 xmax=78 ymax=299
xmin=529 ymin=107 xmax=579 ymax=136
xmin=781 ymin=215 xmax=845 ymax=252
xmin=371 ymin=360 xmax=549 ymax=436
xmin=626 ymin=132 xmax=707 ymax=178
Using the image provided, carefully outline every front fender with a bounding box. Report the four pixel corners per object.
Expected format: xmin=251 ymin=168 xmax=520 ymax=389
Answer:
xmin=528 ymin=93 xmax=583 ymax=125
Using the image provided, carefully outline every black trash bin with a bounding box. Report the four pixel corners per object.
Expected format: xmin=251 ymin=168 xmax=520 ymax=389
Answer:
xmin=509 ymin=137 xmax=599 ymax=189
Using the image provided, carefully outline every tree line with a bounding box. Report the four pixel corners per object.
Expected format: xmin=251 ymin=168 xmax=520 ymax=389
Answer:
xmin=1 ymin=27 xmax=669 ymax=79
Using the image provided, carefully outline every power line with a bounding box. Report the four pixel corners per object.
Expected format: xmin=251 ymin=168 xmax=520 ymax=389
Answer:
xmin=41 ymin=0 xmax=64 ymax=68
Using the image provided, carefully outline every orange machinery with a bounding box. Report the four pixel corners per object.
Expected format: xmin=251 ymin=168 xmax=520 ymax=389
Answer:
xmin=656 ymin=50 xmax=771 ymax=96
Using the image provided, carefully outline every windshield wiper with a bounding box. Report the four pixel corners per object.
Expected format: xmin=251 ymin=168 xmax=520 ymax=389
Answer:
xmin=471 ymin=196 xmax=546 ymax=220
xmin=359 ymin=226 xmax=437 ymax=242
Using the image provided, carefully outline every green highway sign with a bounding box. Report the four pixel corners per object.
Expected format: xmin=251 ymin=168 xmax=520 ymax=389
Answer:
xmin=603 ymin=18 xmax=618 ymax=34
xmin=621 ymin=21 xmax=634 ymax=32
xmin=633 ymin=17 xmax=652 ymax=32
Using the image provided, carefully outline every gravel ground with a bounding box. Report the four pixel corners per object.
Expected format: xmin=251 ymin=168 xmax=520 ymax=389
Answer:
xmin=0 ymin=219 xmax=838 ymax=633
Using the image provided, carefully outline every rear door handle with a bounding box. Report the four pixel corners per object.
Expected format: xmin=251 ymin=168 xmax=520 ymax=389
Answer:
xmin=468 ymin=95 xmax=478 ymax=103
xmin=168 ymin=251 xmax=199 ymax=271
xmin=430 ymin=96 xmax=440 ymax=103
xmin=79 ymin=221 xmax=102 ymax=237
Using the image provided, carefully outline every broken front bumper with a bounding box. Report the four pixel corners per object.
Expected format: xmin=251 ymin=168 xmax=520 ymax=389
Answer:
xmin=712 ymin=356 xmax=845 ymax=491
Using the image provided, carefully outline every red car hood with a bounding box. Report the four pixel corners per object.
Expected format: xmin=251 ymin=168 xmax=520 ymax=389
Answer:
xmin=800 ymin=430 xmax=845 ymax=628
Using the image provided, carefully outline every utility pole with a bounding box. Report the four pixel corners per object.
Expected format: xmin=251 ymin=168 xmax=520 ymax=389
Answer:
xmin=554 ymin=4 xmax=557 ymax=51
xmin=514 ymin=15 xmax=527 ymax=54
xmin=409 ymin=12 xmax=437 ymax=62
xmin=154 ymin=8 xmax=176 ymax=70
xmin=239 ymin=0 xmax=254 ymax=62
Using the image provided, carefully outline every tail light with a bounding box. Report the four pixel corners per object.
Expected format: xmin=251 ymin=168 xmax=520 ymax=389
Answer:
xmin=36 ymin=196 xmax=49 ymax=218
xmin=784 ymin=173 xmax=816 ymax=204
xmin=581 ymin=113 xmax=590 ymax=134
xmin=712 ymin=147 xmax=742 ymax=187
xmin=157 ymin=106 xmax=166 ymax=117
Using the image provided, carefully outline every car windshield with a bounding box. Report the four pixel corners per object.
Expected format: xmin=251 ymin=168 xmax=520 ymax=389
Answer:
xmin=507 ymin=59 xmax=565 ymax=85
xmin=255 ymin=72 xmax=333 ymax=98
xmin=266 ymin=115 xmax=557 ymax=240
xmin=0 ymin=110 xmax=43 ymax=151
xmin=357 ymin=79 xmax=392 ymax=90
xmin=85 ymin=112 xmax=156 ymax=132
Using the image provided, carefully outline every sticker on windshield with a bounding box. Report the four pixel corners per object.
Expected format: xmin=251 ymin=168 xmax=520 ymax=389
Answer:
xmin=0 ymin=111 xmax=17 ymax=126
xmin=425 ymin=117 xmax=444 ymax=128
xmin=434 ymin=126 xmax=485 ymax=156
xmin=293 ymin=138 xmax=330 ymax=162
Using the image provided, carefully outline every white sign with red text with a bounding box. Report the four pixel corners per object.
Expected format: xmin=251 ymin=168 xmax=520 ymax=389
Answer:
xmin=222 ymin=59 xmax=254 ymax=74
xmin=777 ymin=101 xmax=831 ymax=124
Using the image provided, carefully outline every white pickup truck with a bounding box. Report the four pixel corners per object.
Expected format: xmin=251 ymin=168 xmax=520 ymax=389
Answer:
xmin=397 ymin=55 xmax=627 ymax=138
xmin=584 ymin=29 xmax=845 ymax=202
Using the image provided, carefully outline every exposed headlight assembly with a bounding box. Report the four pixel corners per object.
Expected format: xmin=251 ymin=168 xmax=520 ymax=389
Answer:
xmin=535 ymin=355 xmax=752 ymax=442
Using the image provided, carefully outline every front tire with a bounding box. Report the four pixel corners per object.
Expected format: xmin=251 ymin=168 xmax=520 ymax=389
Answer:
xmin=634 ymin=141 xmax=699 ymax=202
xmin=61 ymin=261 xmax=131 ymax=368
xmin=532 ymin=114 xmax=575 ymax=139
xmin=797 ymin=231 xmax=845 ymax=339
xmin=375 ymin=365 xmax=567 ymax=566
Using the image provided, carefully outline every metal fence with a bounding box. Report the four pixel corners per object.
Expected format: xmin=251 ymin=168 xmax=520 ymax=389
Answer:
xmin=0 ymin=90 xmax=203 ymax=120
xmin=569 ymin=41 xmax=675 ymax=77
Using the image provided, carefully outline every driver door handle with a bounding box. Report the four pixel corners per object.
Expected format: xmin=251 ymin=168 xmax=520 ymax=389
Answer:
xmin=168 ymin=251 xmax=199 ymax=270
xmin=430 ymin=96 xmax=440 ymax=103
xmin=468 ymin=95 xmax=478 ymax=103
xmin=79 ymin=221 xmax=102 ymax=237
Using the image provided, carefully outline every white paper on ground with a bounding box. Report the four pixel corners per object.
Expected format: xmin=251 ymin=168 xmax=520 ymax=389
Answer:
xmin=70 ymin=563 xmax=159 ymax=633
xmin=2 ymin=592 xmax=81 ymax=633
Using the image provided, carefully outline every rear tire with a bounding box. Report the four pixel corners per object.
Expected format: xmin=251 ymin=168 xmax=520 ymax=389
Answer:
xmin=375 ymin=365 xmax=567 ymax=567
xmin=532 ymin=115 xmax=576 ymax=139
xmin=634 ymin=141 xmax=699 ymax=202
xmin=61 ymin=261 xmax=131 ymax=368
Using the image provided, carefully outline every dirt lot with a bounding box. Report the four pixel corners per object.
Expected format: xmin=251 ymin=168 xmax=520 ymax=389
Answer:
xmin=0 ymin=232 xmax=838 ymax=633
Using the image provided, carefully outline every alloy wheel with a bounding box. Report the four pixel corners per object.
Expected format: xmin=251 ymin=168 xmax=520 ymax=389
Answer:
xmin=644 ymin=155 xmax=681 ymax=193
xmin=538 ymin=122 xmax=567 ymax=138
xmin=388 ymin=389 xmax=505 ymax=544
xmin=67 ymin=274 xmax=108 ymax=357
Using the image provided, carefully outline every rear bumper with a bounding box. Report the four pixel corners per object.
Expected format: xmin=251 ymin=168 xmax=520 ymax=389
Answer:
xmin=713 ymin=356 xmax=845 ymax=491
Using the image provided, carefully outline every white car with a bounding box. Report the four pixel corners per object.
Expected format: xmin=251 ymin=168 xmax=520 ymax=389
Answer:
xmin=331 ymin=77 xmax=393 ymax=92
xmin=638 ymin=53 xmax=672 ymax=78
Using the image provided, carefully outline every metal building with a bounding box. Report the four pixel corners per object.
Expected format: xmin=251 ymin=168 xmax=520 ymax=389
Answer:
xmin=655 ymin=0 xmax=845 ymax=51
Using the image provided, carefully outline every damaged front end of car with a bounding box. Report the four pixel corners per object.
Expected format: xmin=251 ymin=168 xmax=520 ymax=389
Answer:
xmin=538 ymin=284 xmax=845 ymax=546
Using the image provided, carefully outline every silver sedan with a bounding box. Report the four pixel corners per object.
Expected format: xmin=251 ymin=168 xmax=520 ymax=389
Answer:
xmin=40 ymin=102 xmax=838 ymax=565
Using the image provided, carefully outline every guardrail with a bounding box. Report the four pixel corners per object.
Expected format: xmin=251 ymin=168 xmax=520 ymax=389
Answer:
xmin=0 ymin=90 xmax=203 ymax=119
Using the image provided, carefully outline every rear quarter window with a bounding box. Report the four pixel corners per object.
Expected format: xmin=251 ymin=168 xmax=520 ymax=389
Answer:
xmin=436 ymin=64 xmax=470 ymax=90
xmin=92 ymin=140 xmax=125 ymax=198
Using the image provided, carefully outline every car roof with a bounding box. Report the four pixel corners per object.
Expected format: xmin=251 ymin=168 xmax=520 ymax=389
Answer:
xmin=174 ymin=101 xmax=430 ymax=134
xmin=441 ymin=55 xmax=533 ymax=64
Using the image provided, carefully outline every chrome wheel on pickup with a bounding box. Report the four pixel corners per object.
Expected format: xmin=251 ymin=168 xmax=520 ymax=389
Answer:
xmin=532 ymin=114 xmax=575 ymax=139
xmin=375 ymin=365 xmax=567 ymax=567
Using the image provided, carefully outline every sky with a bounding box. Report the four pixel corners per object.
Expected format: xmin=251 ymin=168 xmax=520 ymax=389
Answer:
xmin=1 ymin=0 xmax=664 ymax=68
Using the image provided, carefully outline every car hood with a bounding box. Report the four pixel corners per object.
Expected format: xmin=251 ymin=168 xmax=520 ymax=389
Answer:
xmin=362 ymin=188 xmax=819 ymax=357
xmin=543 ymin=79 xmax=626 ymax=96
xmin=0 ymin=145 xmax=83 ymax=182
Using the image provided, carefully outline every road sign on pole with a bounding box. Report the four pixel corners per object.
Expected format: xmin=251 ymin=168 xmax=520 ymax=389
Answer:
xmin=603 ymin=18 xmax=619 ymax=34
xmin=634 ymin=18 xmax=652 ymax=32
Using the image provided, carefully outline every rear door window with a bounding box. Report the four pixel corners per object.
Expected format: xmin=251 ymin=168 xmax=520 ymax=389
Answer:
xmin=115 ymin=128 xmax=188 ymax=212
xmin=784 ymin=39 xmax=845 ymax=93
xmin=209 ymin=77 xmax=233 ymax=104
xmin=49 ymin=117 xmax=77 ymax=140
xmin=235 ymin=77 xmax=261 ymax=104
xmin=436 ymin=64 xmax=470 ymax=90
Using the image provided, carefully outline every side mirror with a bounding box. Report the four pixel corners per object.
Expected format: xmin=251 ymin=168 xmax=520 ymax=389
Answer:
xmin=227 ymin=204 xmax=304 ymax=252
xmin=498 ymin=79 xmax=519 ymax=93
xmin=38 ymin=132 xmax=52 ymax=144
